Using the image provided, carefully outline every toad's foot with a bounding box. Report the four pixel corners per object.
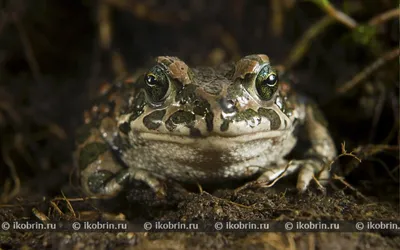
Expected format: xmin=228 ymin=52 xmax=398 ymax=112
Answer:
xmin=257 ymin=158 xmax=330 ymax=192
xmin=102 ymin=168 xmax=166 ymax=198
xmin=81 ymin=153 xmax=166 ymax=198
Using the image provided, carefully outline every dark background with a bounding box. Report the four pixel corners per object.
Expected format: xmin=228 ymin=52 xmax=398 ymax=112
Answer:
xmin=0 ymin=0 xmax=399 ymax=249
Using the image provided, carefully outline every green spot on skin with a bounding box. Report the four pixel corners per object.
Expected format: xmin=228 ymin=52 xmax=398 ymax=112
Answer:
xmin=221 ymin=109 xmax=262 ymax=131
xmin=176 ymin=84 xmax=197 ymax=104
xmin=176 ymin=84 xmax=214 ymax=131
xmin=205 ymin=112 xmax=214 ymax=132
xmin=194 ymin=98 xmax=211 ymax=114
xmin=87 ymin=170 xmax=114 ymax=194
xmin=220 ymin=120 xmax=230 ymax=132
xmin=234 ymin=109 xmax=258 ymax=121
xmin=234 ymin=109 xmax=261 ymax=128
xmin=227 ymin=83 xmax=244 ymax=100
xmin=165 ymin=110 xmax=195 ymax=131
xmin=129 ymin=92 xmax=146 ymax=122
xmin=193 ymin=99 xmax=214 ymax=132
xmin=193 ymin=102 xmax=207 ymax=116
xmin=258 ymin=108 xmax=281 ymax=130
xmin=79 ymin=142 xmax=108 ymax=169
xmin=143 ymin=110 xmax=166 ymax=130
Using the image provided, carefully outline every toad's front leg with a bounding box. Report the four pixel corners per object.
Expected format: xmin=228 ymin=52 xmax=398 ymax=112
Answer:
xmin=77 ymin=125 xmax=165 ymax=198
xmin=258 ymin=102 xmax=337 ymax=191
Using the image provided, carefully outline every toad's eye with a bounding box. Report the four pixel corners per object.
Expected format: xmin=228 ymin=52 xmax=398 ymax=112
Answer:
xmin=255 ymin=65 xmax=279 ymax=101
xmin=144 ymin=66 xmax=170 ymax=103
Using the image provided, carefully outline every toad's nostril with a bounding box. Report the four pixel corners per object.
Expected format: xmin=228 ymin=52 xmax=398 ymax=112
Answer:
xmin=219 ymin=98 xmax=236 ymax=114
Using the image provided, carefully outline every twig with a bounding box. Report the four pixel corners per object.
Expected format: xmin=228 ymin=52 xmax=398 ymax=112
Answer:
xmin=61 ymin=191 xmax=76 ymax=218
xmin=257 ymin=164 xmax=290 ymax=188
xmin=312 ymin=175 xmax=326 ymax=194
xmin=368 ymin=8 xmax=400 ymax=26
xmin=112 ymin=51 xmax=127 ymax=79
xmin=32 ymin=207 xmax=50 ymax=223
xmin=306 ymin=234 xmax=315 ymax=250
xmin=196 ymin=183 xmax=204 ymax=194
xmin=310 ymin=0 xmax=358 ymax=29
xmin=336 ymin=47 xmax=400 ymax=93
xmin=367 ymin=158 xmax=399 ymax=183
xmin=0 ymin=89 xmax=21 ymax=125
xmin=98 ymin=1 xmax=112 ymax=49
xmin=327 ymin=142 xmax=362 ymax=171
xmin=11 ymin=13 xmax=43 ymax=84
xmin=235 ymin=161 xmax=291 ymax=192
xmin=390 ymin=165 xmax=399 ymax=175
xmin=0 ymin=145 xmax=21 ymax=203
xmin=383 ymin=92 xmax=400 ymax=144
xmin=318 ymin=141 xmax=361 ymax=179
xmin=202 ymin=191 xmax=254 ymax=210
xmin=332 ymin=174 xmax=370 ymax=201
xmin=49 ymin=201 xmax=65 ymax=217
xmin=285 ymin=2 xmax=395 ymax=70
xmin=283 ymin=4 xmax=360 ymax=70
xmin=0 ymin=200 xmax=42 ymax=208
xmin=50 ymin=196 xmax=107 ymax=202
xmin=271 ymin=0 xmax=284 ymax=37
xmin=284 ymin=15 xmax=334 ymax=70
xmin=353 ymin=144 xmax=399 ymax=155
xmin=368 ymin=82 xmax=386 ymax=142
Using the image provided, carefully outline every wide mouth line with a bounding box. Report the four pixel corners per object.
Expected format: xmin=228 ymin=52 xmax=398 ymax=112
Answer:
xmin=138 ymin=130 xmax=286 ymax=143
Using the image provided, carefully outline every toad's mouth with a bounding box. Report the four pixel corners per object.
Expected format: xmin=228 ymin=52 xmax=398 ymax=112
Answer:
xmin=138 ymin=130 xmax=288 ymax=148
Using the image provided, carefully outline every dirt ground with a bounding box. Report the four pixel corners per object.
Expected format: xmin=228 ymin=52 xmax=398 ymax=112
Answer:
xmin=0 ymin=0 xmax=399 ymax=249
